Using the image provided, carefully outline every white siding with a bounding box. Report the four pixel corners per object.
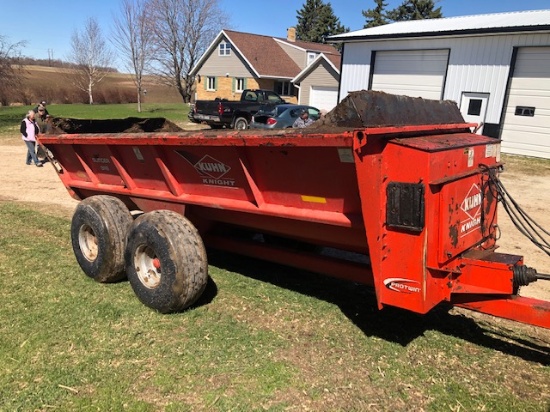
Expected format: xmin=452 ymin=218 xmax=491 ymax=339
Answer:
xmin=339 ymin=42 xmax=372 ymax=93
xmin=371 ymin=49 xmax=448 ymax=99
xmin=501 ymin=47 xmax=550 ymax=158
xmin=339 ymin=32 xmax=550 ymax=125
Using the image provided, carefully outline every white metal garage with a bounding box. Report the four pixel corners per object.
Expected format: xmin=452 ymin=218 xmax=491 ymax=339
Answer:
xmin=309 ymin=86 xmax=338 ymax=111
xmin=371 ymin=49 xmax=449 ymax=100
xmin=330 ymin=9 xmax=550 ymax=158
xmin=501 ymin=46 xmax=550 ymax=158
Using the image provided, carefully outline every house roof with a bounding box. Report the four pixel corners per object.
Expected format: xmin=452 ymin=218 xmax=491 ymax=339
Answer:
xmin=190 ymin=29 xmax=340 ymax=79
xmin=330 ymin=9 xmax=550 ymax=41
xmin=292 ymin=53 xmax=341 ymax=84
xmin=324 ymin=53 xmax=341 ymax=68
xmin=223 ymin=30 xmax=300 ymax=78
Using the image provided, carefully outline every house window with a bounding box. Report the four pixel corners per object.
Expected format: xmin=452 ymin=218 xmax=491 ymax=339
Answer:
xmin=235 ymin=78 xmax=245 ymax=92
xmin=207 ymin=76 xmax=216 ymax=91
xmin=307 ymin=52 xmax=318 ymax=65
xmin=275 ymin=81 xmax=293 ymax=96
xmin=219 ymin=42 xmax=231 ymax=56
xmin=515 ymin=106 xmax=535 ymax=117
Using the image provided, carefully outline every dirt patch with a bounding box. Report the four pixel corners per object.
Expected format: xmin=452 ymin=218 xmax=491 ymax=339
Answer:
xmin=0 ymin=145 xmax=79 ymax=217
xmin=495 ymin=168 xmax=550 ymax=300
xmin=48 ymin=117 xmax=183 ymax=135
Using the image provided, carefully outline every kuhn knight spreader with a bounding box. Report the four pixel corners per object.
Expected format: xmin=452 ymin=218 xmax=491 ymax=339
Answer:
xmin=39 ymin=91 xmax=550 ymax=328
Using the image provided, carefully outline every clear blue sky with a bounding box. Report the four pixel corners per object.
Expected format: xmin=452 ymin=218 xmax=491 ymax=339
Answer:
xmin=1 ymin=0 xmax=548 ymax=69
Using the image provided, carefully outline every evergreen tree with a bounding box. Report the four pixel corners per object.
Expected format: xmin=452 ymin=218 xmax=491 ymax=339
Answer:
xmin=296 ymin=0 xmax=349 ymax=43
xmin=387 ymin=0 xmax=443 ymax=21
xmin=362 ymin=0 xmax=389 ymax=28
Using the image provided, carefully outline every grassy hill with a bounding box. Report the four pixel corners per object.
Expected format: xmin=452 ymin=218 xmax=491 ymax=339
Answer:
xmin=13 ymin=65 xmax=183 ymax=105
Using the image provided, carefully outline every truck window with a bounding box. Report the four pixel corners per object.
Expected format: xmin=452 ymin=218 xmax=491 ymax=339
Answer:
xmin=244 ymin=91 xmax=258 ymax=102
xmin=266 ymin=92 xmax=282 ymax=103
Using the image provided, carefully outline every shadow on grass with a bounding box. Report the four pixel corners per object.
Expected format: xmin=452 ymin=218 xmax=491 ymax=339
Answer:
xmin=192 ymin=276 xmax=218 ymax=309
xmin=207 ymin=249 xmax=550 ymax=365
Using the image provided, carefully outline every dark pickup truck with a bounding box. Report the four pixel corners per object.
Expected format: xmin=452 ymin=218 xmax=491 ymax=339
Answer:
xmin=191 ymin=89 xmax=286 ymax=130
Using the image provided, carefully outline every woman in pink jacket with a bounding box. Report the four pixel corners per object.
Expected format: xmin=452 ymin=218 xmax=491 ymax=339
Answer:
xmin=20 ymin=110 xmax=43 ymax=167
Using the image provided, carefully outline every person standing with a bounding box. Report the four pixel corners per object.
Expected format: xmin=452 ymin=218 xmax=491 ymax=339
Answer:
xmin=20 ymin=110 xmax=43 ymax=167
xmin=34 ymin=103 xmax=51 ymax=134
xmin=33 ymin=100 xmax=49 ymax=116
xmin=292 ymin=109 xmax=314 ymax=128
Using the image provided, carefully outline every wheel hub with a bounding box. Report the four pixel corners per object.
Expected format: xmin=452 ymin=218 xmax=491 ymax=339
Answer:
xmin=134 ymin=245 xmax=162 ymax=289
xmin=78 ymin=224 xmax=98 ymax=262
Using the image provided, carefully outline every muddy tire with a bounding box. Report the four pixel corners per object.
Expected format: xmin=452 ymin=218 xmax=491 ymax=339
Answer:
xmin=71 ymin=196 xmax=133 ymax=283
xmin=125 ymin=210 xmax=208 ymax=313
xmin=234 ymin=117 xmax=248 ymax=130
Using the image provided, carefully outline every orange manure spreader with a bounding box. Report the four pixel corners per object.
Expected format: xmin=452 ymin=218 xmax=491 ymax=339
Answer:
xmin=39 ymin=92 xmax=550 ymax=328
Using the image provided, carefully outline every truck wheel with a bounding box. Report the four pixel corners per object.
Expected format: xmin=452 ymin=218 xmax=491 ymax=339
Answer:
xmin=234 ymin=117 xmax=248 ymax=130
xmin=71 ymin=196 xmax=133 ymax=283
xmin=125 ymin=210 xmax=208 ymax=313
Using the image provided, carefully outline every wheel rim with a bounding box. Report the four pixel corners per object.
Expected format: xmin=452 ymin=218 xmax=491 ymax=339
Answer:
xmin=78 ymin=224 xmax=98 ymax=262
xmin=236 ymin=120 xmax=246 ymax=130
xmin=134 ymin=245 xmax=162 ymax=289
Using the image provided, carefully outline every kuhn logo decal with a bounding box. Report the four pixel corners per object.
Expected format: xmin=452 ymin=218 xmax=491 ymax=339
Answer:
xmin=175 ymin=151 xmax=236 ymax=187
xmin=194 ymin=155 xmax=231 ymax=179
xmin=383 ymin=278 xmax=421 ymax=294
xmin=459 ymin=183 xmax=482 ymax=237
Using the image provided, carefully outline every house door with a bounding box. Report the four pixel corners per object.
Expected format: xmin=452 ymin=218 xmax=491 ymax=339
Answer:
xmin=460 ymin=92 xmax=489 ymax=134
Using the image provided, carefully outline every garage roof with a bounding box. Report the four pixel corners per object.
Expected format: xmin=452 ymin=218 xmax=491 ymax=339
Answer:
xmin=330 ymin=9 xmax=550 ymax=41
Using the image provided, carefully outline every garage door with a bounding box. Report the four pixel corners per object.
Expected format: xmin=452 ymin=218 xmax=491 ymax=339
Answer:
xmin=501 ymin=47 xmax=550 ymax=159
xmin=309 ymin=86 xmax=338 ymax=111
xmin=371 ymin=49 xmax=448 ymax=100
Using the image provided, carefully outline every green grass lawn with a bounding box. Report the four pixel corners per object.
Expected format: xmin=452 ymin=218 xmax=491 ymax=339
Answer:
xmin=0 ymin=202 xmax=548 ymax=411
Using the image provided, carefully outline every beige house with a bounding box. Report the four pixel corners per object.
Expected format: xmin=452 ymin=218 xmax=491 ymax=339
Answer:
xmin=292 ymin=53 xmax=341 ymax=111
xmin=189 ymin=28 xmax=340 ymax=107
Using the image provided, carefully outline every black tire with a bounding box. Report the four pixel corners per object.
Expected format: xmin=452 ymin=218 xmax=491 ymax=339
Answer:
xmin=125 ymin=210 xmax=208 ymax=313
xmin=71 ymin=196 xmax=133 ymax=283
xmin=234 ymin=117 xmax=248 ymax=130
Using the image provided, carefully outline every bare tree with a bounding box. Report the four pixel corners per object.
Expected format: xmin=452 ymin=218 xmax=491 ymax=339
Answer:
xmin=112 ymin=0 xmax=154 ymax=112
xmin=146 ymin=0 xmax=228 ymax=103
xmin=0 ymin=35 xmax=26 ymax=106
xmin=67 ymin=17 xmax=114 ymax=104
